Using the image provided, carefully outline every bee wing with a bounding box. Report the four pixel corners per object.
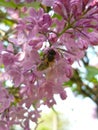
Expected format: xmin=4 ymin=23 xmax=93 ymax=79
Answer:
xmin=37 ymin=61 xmax=49 ymax=71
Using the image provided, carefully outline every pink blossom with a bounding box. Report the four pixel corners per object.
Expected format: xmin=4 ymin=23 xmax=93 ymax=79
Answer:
xmin=41 ymin=0 xmax=54 ymax=6
xmin=7 ymin=66 xmax=23 ymax=87
xmin=60 ymin=90 xmax=67 ymax=100
xmin=28 ymin=110 xmax=41 ymax=122
xmin=2 ymin=52 xmax=15 ymax=67
xmin=8 ymin=106 xmax=28 ymax=127
xmin=7 ymin=8 xmax=19 ymax=20
xmin=1 ymin=0 xmax=98 ymax=129
xmin=0 ymin=121 xmax=9 ymax=130
xmin=0 ymin=86 xmax=14 ymax=113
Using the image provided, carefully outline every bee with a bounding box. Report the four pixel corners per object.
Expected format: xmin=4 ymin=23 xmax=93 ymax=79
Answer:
xmin=37 ymin=49 xmax=56 ymax=71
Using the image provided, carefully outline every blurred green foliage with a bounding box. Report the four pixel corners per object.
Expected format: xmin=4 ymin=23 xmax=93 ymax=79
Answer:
xmin=36 ymin=109 xmax=71 ymax=130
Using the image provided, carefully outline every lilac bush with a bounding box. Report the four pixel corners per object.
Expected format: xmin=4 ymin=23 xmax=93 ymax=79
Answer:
xmin=0 ymin=0 xmax=98 ymax=129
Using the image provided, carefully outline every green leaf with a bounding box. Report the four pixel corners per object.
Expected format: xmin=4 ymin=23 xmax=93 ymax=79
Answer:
xmin=52 ymin=13 xmax=62 ymax=20
xmin=63 ymin=81 xmax=73 ymax=87
xmin=23 ymin=2 xmax=40 ymax=9
xmin=86 ymin=66 xmax=98 ymax=81
xmin=0 ymin=64 xmax=4 ymax=68
xmin=0 ymin=0 xmax=17 ymax=8
xmin=2 ymin=19 xmax=14 ymax=26
xmin=0 ymin=0 xmax=40 ymax=9
xmin=87 ymin=28 xmax=94 ymax=32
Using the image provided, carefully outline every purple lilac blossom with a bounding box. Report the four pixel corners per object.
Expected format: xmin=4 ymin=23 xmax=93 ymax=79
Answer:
xmin=1 ymin=0 xmax=98 ymax=129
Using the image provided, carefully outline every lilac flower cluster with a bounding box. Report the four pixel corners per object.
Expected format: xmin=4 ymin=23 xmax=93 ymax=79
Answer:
xmin=1 ymin=0 xmax=98 ymax=129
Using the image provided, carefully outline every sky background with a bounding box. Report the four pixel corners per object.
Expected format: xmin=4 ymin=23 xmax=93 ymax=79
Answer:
xmin=55 ymin=88 xmax=98 ymax=130
xmin=39 ymin=88 xmax=98 ymax=130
